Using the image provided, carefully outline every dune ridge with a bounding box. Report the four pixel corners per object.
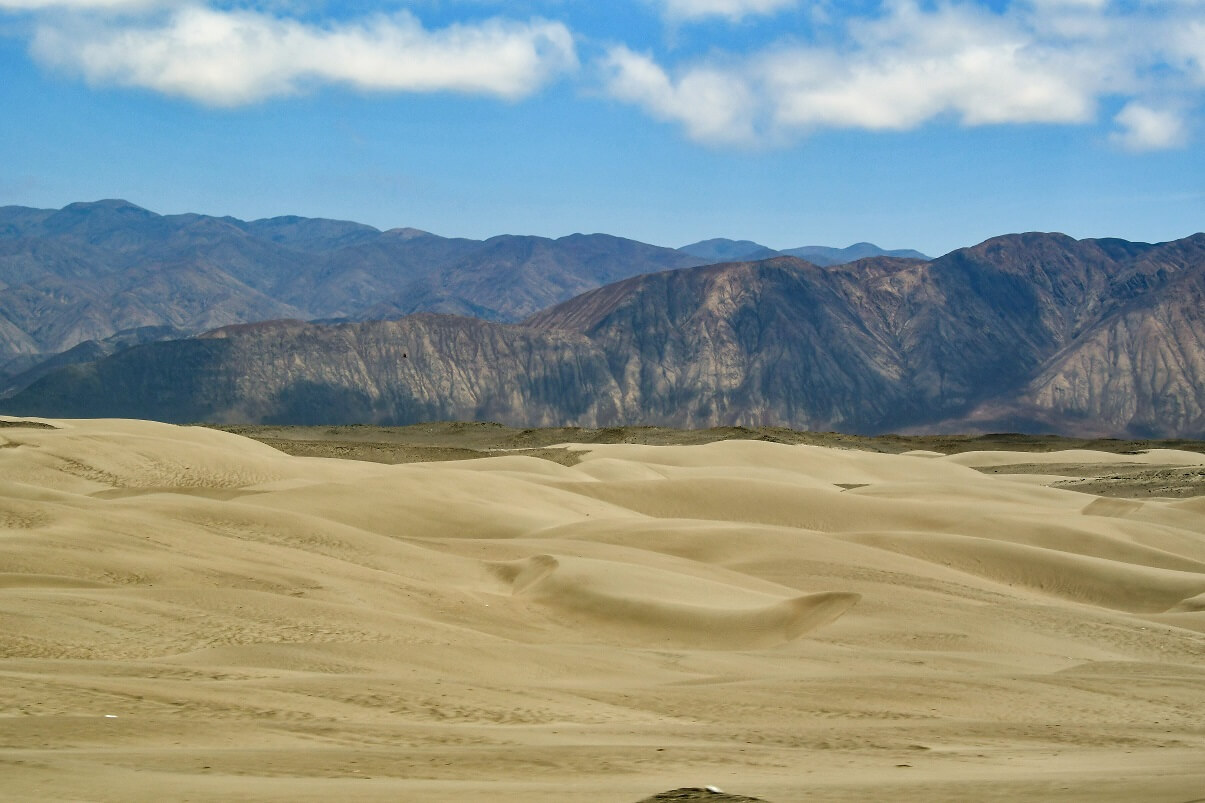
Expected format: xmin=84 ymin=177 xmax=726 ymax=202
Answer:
xmin=1 ymin=417 xmax=1204 ymax=801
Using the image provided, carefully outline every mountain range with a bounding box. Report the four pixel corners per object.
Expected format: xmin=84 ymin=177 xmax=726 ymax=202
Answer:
xmin=2 ymin=203 xmax=1200 ymax=438
xmin=678 ymin=238 xmax=929 ymax=266
xmin=0 ymin=200 xmax=706 ymax=380
xmin=0 ymin=201 xmax=926 ymax=384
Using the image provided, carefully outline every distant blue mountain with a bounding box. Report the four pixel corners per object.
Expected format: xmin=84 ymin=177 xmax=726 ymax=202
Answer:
xmin=678 ymin=238 xmax=781 ymax=262
xmin=679 ymin=238 xmax=929 ymax=266
xmin=780 ymin=242 xmax=930 ymax=266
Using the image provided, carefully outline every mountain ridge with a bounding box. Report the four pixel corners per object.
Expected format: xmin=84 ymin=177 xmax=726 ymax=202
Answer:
xmin=0 ymin=200 xmax=716 ymax=376
xmin=678 ymin=237 xmax=929 ymax=266
xmin=6 ymin=229 xmax=1203 ymax=437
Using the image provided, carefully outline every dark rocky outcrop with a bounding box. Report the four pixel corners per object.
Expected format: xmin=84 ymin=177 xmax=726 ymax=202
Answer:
xmin=636 ymin=789 xmax=770 ymax=802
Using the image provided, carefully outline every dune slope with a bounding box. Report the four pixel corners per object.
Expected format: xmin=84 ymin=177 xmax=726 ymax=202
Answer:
xmin=1 ymin=418 xmax=1203 ymax=802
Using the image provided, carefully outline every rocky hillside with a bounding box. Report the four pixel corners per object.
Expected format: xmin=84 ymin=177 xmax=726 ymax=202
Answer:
xmin=3 ymin=315 xmax=620 ymax=426
xmin=962 ymin=235 xmax=1205 ymax=436
xmin=528 ymin=256 xmax=921 ymax=430
xmin=5 ymin=231 xmax=1203 ymax=437
xmin=361 ymin=232 xmax=703 ymax=322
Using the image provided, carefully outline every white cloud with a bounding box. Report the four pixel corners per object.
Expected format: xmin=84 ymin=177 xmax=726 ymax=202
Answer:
xmin=1028 ymin=0 xmax=1109 ymax=9
xmin=29 ymin=6 xmax=578 ymax=105
xmin=1170 ymin=18 xmax=1205 ymax=83
xmin=1111 ymin=102 xmax=1188 ymax=150
xmin=6 ymin=0 xmax=1203 ymax=147
xmin=601 ymin=0 xmax=1203 ymax=146
xmin=603 ymin=45 xmax=756 ymax=143
xmin=658 ymin=0 xmax=798 ymax=22
xmin=0 ymin=0 xmax=159 ymax=8
xmin=764 ymin=2 xmax=1106 ymax=132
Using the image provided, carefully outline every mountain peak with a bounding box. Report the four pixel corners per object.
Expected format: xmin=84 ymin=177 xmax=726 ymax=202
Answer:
xmin=384 ymin=227 xmax=435 ymax=239
xmin=60 ymin=199 xmax=154 ymax=215
xmin=38 ymin=199 xmax=163 ymax=244
xmin=781 ymin=243 xmax=930 ymax=266
xmin=678 ymin=238 xmax=780 ymax=262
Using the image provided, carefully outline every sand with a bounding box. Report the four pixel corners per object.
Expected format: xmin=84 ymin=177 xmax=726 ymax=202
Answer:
xmin=1 ymin=417 xmax=1204 ymax=801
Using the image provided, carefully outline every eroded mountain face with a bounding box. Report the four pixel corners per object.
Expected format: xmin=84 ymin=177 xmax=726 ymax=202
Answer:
xmin=525 ymin=234 xmax=1205 ymax=436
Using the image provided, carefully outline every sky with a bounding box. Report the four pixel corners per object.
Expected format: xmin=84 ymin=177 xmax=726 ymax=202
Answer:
xmin=1 ymin=0 xmax=1203 ymax=257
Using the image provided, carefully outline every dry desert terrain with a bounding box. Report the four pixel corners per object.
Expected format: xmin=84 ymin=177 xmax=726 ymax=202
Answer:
xmin=2 ymin=417 xmax=1204 ymax=801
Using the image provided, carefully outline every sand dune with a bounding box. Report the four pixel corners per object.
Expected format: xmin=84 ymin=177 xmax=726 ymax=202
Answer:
xmin=490 ymin=554 xmax=861 ymax=649
xmin=2 ymin=417 xmax=1204 ymax=801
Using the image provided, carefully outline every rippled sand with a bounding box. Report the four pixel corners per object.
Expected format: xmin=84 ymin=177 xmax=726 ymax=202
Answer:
xmin=2 ymin=417 xmax=1203 ymax=801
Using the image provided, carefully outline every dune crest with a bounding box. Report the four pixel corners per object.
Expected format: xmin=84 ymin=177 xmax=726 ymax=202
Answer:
xmin=492 ymin=554 xmax=860 ymax=648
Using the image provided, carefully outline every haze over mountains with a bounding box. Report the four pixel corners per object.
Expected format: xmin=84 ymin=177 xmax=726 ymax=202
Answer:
xmin=1 ymin=201 xmax=1202 ymax=437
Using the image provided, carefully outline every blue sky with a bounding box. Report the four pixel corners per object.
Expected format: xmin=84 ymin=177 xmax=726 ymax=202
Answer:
xmin=1 ymin=0 xmax=1203 ymax=257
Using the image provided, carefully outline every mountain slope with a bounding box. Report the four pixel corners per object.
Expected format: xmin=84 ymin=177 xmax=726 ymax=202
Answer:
xmin=528 ymin=257 xmax=916 ymax=429
xmin=364 ymin=233 xmax=705 ymax=321
xmin=0 ymin=325 xmax=186 ymax=397
xmin=847 ymin=232 xmax=1148 ymax=412
xmin=528 ymin=233 xmax=1179 ymax=432
xmin=1 ymin=316 xmax=622 ymax=426
xmin=958 ymin=237 xmax=1205 ymax=436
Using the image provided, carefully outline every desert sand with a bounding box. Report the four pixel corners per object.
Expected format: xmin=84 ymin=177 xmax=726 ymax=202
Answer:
xmin=2 ymin=417 xmax=1204 ymax=802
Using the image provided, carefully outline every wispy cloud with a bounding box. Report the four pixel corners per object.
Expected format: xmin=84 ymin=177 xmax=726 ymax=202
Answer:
xmin=27 ymin=6 xmax=577 ymax=105
xmin=1111 ymin=102 xmax=1189 ymax=151
xmin=603 ymin=0 xmax=1204 ymax=148
xmin=0 ymin=0 xmax=161 ymax=8
xmin=603 ymin=46 xmax=756 ymax=143
xmin=763 ymin=2 xmax=1107 ymax=131
xmin=656 ymin=0 xmax=798 ymax=22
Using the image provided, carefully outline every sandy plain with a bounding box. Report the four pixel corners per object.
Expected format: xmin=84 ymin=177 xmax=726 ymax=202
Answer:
xmin=1 ymin=417 xmax=1204 ymax=802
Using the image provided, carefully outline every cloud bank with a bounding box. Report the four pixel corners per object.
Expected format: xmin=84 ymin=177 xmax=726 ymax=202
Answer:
xmin=4 ymin=0 xmax=1203 ymax=148
xmin=604 ymin=0 xmax=1204 ymax=148
xmin=28 ymin=6 xmax=577 ymax=104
